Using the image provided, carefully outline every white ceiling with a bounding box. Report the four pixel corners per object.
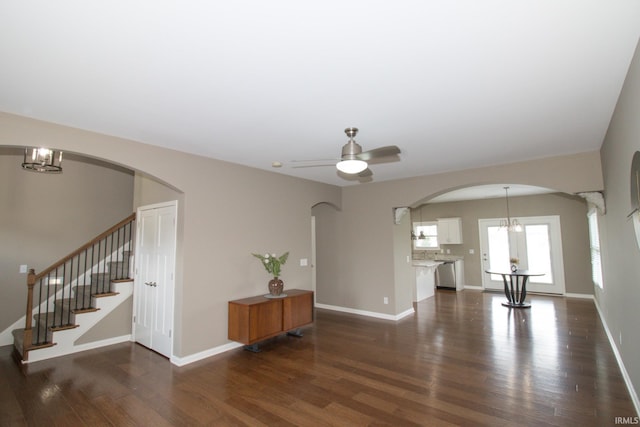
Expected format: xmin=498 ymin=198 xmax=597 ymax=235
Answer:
xmin=1 ymin=1 xmax=639 ymax=187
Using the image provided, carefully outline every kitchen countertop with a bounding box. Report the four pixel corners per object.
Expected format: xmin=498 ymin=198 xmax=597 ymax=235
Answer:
xmin=412 ymin=260 xmax=444 ymax=267
xmin=412 ymin=255 xmax=463 ymax=266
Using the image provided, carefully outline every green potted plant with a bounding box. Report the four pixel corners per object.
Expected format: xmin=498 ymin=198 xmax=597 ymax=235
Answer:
xmin=252 ymin=252 xmax=289 ymax=296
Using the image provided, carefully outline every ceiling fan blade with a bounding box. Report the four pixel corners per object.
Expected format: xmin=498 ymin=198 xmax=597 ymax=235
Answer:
xmin=356 ymin=145 xmax=401 ymax=161
xmin=291 ymin=158 xmax=338 ymax=163
xmin=291 ymin=163 xmax=336 ymax=169
xmin=290 ymin=158 xmax=338 ymax=168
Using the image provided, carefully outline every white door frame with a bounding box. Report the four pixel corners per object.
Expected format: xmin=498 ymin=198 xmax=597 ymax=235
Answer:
xmin=479 ymin=215 xmax=566 ymax=295
xmin=311 ymin=215 xmax=317 ymax=305
xmin=132 ymin=200 xmax=178 ymax=358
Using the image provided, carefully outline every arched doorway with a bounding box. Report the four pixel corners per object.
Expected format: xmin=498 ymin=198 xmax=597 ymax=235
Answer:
xmin=405 ymin=184 xmax=592 ymax=299
xmin=311 ymin=202 xmax=341 ymax=307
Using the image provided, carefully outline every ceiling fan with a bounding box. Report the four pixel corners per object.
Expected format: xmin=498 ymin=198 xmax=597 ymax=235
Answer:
xmin=292 ymin=128 xmax=401 ymax=177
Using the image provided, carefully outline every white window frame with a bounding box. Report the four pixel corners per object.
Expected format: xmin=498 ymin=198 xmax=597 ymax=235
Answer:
xmin=587 ymin=209 xmax=604 ymax=289
xmin=413 ymin=221 xmax=439 ymax=250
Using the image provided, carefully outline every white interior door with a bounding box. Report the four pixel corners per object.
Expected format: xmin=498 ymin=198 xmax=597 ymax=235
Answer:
xmin=479 ymin=216 xmax=565 ymax=294
xmin=135 ymin=208 xmax=156 ymax=349
xmin=134 ymin=202 xmax=177 ymax=358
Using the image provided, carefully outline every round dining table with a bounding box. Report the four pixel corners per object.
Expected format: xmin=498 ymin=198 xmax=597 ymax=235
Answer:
xmin=484 ymin=269 xmax=545 ymax=308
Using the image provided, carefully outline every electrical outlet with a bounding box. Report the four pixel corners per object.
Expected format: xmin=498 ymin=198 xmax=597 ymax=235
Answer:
xmin=383 ymin=297 xmax=389 ymax=304
xmin=469 ymin=249 xmax=475 ymax=254
xmin=620 ymin=332 xmax=623 ymax=346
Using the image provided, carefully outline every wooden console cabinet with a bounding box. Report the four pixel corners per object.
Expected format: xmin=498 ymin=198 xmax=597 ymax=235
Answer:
xmin=228 ymin=289 xmax=314 ymax=346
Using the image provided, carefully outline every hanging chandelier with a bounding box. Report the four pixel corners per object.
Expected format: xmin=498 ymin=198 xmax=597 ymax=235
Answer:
xmin=22 ymin=147 xmax=63 ymax=173
xmin=500 ymin=186 xmax=522 ymax=232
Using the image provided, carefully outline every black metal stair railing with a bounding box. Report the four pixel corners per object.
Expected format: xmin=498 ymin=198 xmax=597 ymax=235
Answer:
xmin=23 ymin=213 xmax=136 ymax=353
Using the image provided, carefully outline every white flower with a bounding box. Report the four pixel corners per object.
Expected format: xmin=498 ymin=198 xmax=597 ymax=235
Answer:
xmin=264 ymin=254 xmax=270 ymax=258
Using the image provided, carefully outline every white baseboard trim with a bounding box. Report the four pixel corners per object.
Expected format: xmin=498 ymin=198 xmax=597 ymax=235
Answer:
xmin=315 ymin=303 xmax=415 ymax=321
xmin=170 ymin=341 xmax=244 ymax=367
xmin=22 ymin=335 xmax=132 ymax=364
xmin=564 ymin=293 xmax=594 ymax=299
xmin=594 ymin=298 xmax=640 ymax=416
xmin=463 ymin=285 xmax=483 ymax=291
xmin=169 ymin=304 xmax=416 ymax=367
xmin=73 ymin=334 xmax=132 ymax=355
xmin=395 ymin=307 xmax=415 ymax=320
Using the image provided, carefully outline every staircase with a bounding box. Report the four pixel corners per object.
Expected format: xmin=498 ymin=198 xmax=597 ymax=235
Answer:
xmin=12 ymin=213 xmax=136 ymax=363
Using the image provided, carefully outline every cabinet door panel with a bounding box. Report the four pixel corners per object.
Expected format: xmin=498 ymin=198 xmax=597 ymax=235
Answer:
xmin=249 ymin=300 xmax=283 ymax=342
xmin=438 ymin=218 xmax=463 ymax=244
xmin=283 ymin=293 xmax=313 ymax=330
xmin=228 ymin=304 xmax=250 ymax=343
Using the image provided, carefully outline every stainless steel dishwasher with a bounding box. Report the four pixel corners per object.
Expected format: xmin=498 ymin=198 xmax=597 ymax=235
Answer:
xmin=435 ymin=261 xmax=456 ymax=290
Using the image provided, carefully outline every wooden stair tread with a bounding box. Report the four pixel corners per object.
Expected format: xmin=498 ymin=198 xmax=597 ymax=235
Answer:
xmin=50 ymin=324 xmax=79 ymax=332
xmin=93 ymin=292 xmax=120 ymax=298
xmin=15 ymin=213 xmax=135 ymax=362
xmin=71 ymin=307 xmax=100 ymax=314
xmin=26 ymin=342 xmax=56 ymax=351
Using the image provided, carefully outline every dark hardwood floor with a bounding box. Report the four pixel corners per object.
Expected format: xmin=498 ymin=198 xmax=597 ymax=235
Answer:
xmin=0 ymin=290 xmax=636 ymax=426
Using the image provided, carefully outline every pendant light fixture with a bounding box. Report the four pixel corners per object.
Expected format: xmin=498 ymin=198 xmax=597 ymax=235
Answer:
xmin=22 ymin=147 xmax=63 ymax=173
xmin=411 ymin=205 xmax=427 ymax=240
xmin=411 ymin=206 xmax=418 ymax=240
xmin=418 ymin=205 xmax=426 ymax=239
xmin=500 ymin=186 xmax=522 ymax=232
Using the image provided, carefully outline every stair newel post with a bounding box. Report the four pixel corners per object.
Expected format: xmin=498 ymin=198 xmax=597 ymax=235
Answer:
xmin=23 ymin=268 xmax=36 ymax=355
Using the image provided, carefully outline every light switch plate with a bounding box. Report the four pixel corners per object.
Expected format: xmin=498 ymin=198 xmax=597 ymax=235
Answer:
xmin=19 ymin=264 xmax=28 ymax=273
xmin=300 ymin=258 xmax=308 ymax=266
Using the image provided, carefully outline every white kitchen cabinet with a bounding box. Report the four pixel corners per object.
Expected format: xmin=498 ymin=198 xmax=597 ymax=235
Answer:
xmin=437 ymin=217 xmax=463 ymax=244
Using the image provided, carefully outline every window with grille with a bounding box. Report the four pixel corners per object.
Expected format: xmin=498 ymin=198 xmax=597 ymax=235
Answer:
xmin=587 ymin=209 xmax=603 ymax=288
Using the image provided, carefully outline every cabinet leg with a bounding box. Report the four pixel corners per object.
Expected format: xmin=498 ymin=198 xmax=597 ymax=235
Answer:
xmin=243 ymin=344 xmax=261 ymax=353
xmin=287 ymin=328 xmax=304 ymax=338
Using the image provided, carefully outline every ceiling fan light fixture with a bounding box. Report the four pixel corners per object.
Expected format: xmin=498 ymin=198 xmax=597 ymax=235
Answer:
xmin=336 ymin=159 xmax=368 ymax=174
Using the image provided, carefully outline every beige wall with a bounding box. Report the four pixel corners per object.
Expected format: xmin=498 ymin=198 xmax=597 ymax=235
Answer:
xmin=393 ymin=209 xmax=414 ymax=312
xmin=0 ymin=111 xmax=607 ymax=364
xmin=0 ymin=112 xmax=342 ymax=358
xmin=311 ymin=202 xmax=341 ymax=305
xmin=337 ymin=151 xmax=603 ymax=316
xmin=412 ymin=192 xmax=593 ymax=294
xmin=599 ymin=40 xmax=640 ymax=404
xmin=76 ymin=296 xmax=133 ymax=344
xmin=0 ymin=147 xmax=134 ymax=333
